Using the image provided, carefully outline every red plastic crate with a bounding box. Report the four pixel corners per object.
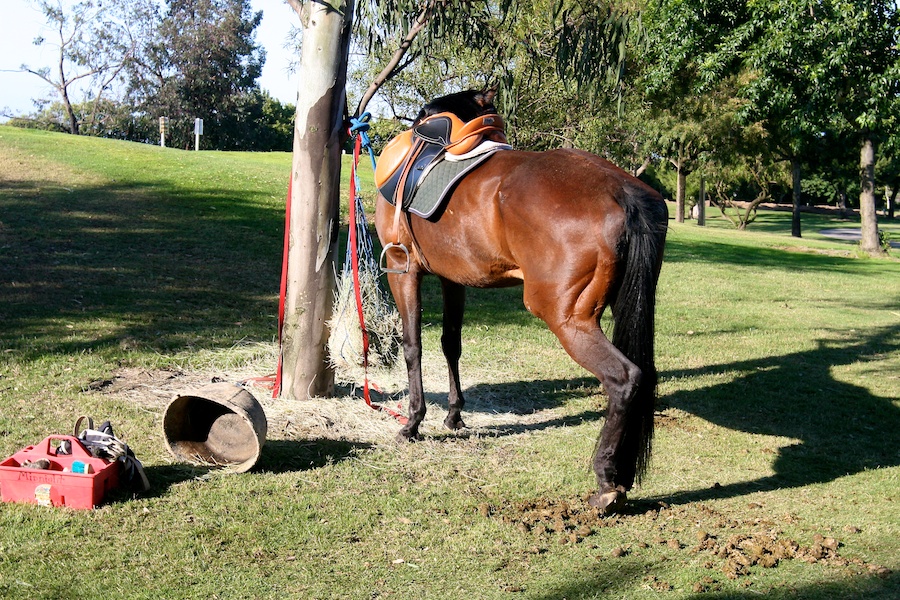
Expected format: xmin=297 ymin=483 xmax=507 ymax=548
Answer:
xmin=0 ymin=435 xmax=120 ymax=509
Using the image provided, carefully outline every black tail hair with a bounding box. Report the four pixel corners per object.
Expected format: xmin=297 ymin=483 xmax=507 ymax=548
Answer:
xmin=608 ymin=182 xmax=668 ymax=486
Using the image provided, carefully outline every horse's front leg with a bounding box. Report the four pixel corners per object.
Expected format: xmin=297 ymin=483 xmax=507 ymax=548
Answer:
xmin=387 ymin=268 xmax=427 ymax=440
xmin=440 ymin=278 xmax=466 ymax=430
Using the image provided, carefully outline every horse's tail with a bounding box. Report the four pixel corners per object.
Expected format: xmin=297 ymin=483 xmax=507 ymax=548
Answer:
xmin=609 ymin=182 xmax=668 ymax=487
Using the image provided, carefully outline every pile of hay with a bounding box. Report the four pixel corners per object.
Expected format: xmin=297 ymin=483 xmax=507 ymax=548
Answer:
xmin=327 ymin=267 xmax=402 ymax=381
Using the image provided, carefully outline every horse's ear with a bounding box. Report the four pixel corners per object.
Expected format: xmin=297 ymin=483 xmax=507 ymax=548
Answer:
xmin=476 ymin=88 xmax=498 ymax=107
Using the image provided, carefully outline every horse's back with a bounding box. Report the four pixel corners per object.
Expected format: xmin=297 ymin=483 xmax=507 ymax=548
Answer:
xmin=477 ymin=148 xmax=656 ymax=264
xmin=403 ymin=147 xmax=663 ymax=290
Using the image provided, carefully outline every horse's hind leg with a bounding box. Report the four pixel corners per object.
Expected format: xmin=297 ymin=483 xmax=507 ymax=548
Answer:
xmin=528 ymin=287 xmax=641 ymax=511
xmin=440 ymin=278 xmax=466 ymax=430
xmin=561 ymin=323 xmax=640 ymax=511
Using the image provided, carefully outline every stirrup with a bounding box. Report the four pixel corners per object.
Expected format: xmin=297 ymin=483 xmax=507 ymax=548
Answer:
xmin=379 ymin=242 xmax=410 ymax=274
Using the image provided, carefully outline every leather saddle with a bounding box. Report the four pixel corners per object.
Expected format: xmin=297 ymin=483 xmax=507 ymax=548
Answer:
xmin=375 ymin=112 xmax=506 ymax=210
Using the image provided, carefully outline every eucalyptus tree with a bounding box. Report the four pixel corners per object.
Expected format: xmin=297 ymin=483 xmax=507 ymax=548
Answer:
xmin=278 ymin=0 xmax=645 ymax=399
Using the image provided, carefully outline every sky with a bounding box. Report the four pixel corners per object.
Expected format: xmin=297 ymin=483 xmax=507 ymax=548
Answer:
xmin=0 ymin=0 xmax=300 ymax=119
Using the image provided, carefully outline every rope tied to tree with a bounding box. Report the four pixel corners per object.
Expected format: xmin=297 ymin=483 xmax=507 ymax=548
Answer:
xmin=327 ymin=118 xmax=406 ymax=424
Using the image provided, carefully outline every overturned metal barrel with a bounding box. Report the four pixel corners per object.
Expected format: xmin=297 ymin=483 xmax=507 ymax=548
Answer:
xmin=163 ymin=382 xmax=267 ymax=473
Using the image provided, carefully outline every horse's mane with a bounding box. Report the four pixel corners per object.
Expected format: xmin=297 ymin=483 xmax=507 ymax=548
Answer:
xmin=415 ymin=89 xmax=498 ymax=125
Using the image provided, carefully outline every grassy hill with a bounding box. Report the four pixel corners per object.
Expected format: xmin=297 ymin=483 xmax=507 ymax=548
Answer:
xmin=0 ymin=126 xmax=897 ymax=599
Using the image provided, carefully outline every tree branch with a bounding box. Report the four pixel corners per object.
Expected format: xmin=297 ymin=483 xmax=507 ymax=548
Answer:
xmin=354 ymin=0 xmax=437 ymax=117
xmin=285 ymin=0 xmax=306 ymax=20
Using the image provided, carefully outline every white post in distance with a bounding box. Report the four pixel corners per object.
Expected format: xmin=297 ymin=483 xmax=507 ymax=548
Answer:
xmin=159 ymin=116 xmax=169 ymax=147
xmin=194 ymin=118 xmax=203 ymax=151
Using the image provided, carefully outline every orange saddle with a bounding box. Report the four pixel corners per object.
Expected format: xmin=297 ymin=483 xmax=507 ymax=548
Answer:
xmin=374 ymin=112 xmax=506 ymax=202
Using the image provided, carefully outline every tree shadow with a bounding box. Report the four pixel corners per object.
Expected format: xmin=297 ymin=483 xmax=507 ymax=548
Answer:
xmin=662 ymin=235 xmax=871 ymax=271
xmin=646 ymin=323 xmax=900 ymax=505
xmin=399 ymin=323 xmax=899 ymax=508
xmin=253 ymin=438 xmax=371 ymax=474
xmin=528 ymin=563 xmax=898 ymax=599
xmin=108 ymin=439 xmax=369 ymax=502
xmin=0 ymin=178 xmax=284 ymax=360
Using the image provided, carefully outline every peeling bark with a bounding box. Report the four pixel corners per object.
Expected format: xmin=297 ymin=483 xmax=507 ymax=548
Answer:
xmin=280 ymin=0 xmax=355 ymax=400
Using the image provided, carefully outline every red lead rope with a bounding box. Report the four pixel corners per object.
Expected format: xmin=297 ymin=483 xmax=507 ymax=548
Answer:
xmin=349 ymin=134 xmax=407 ymax=425
xmin=348 ymin=135 xmax=371 ymax=401
xmin=271 ymin=175 xmax=292 ymax=398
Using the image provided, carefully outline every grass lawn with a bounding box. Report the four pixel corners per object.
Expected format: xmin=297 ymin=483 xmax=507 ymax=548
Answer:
xmin=0 ymin=126 xmax=898 ymax=599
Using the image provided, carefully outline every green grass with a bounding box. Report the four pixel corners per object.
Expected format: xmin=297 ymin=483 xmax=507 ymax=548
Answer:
xmin=0 ymin=126 xmax=898 ymax=599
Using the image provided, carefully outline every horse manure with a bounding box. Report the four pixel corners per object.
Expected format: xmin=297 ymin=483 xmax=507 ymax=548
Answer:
xmin=488 ymin=494 xmax=884 ymax=582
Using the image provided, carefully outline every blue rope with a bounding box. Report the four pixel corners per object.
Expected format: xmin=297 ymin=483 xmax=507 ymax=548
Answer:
xmin=346 ymin=112 xmax=379 ymax=274
xmin=349 ymin=112 xmax=378 ymax=173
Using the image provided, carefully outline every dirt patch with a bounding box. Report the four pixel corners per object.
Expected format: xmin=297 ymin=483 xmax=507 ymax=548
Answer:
xmin=653 ymin=410 xmax=698 ymax=432
xmin=86 ymin=361 xmax=580 ymax=446
xmin=484 ymin=494 xmax=892 ymax=588
xmin=85 ymin=367 xmax=196 ymax=407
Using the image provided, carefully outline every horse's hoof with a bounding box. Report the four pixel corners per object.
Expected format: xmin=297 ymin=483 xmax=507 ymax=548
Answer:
xmin=443 ymin=416 xmax=466 ymax=430
xmin=395 ymin=430 xmax=421 ymax=443
xmin=588 ymin=486 xmax=627 ymax=514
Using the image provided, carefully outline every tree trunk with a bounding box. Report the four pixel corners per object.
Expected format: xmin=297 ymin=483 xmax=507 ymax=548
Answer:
xmin=675 ymin=163 xmax=686 ymax=223
xmin=886 ymin=183 xmax=897 ymax=220
xmin=62 ymin=88 xmax=79 ymax=135
xmin=791 ymin=157 xmax=802 ymax=237
xmin=697 ymin=174 xmax=706 ymax=226
xmin=858 ymin=136 xmax=881 ymax=254
xmin=55 ymin=39 xmax=78 ymax=135
xmin=837 ymin=189 xmax=849 ymax=217
xmin=280 ymin=0 xmax=355 ymax=400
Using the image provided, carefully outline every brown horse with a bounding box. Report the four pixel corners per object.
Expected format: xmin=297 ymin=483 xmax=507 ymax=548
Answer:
xmin=374 ymin=90 xmax=668 ymax=511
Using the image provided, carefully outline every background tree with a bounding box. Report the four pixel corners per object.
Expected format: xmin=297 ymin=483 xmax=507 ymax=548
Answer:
xmin=645 ymin=0 xmax=899 ymax=246
xmin=811 ymin=1 xmax=900 ymax=254
xmin=20 ymin=0 xmax=152 ymax=135
xmin=877 ymin=132 xmax=899 ymax=220
xmin=127 ymin=0 xmax=265 ymax=149
xmin=706 ymin=118 xmax=790 ymax=229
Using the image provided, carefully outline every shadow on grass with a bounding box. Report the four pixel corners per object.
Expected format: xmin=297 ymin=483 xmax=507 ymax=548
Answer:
xmin=663 ymin=235 xmax=880 ymax=271
xmin=118 ymin=439 xmax=369 ymax=500
xmin=0 ymin=178 xmax=284 ymax=359
xmin=253 ymin=438 xmax=370 ymax=474
xmin=648 ymin=323 xmax=900 ymax=505
xmin=410 ymin=323 xmax=899 ymax=509
xmin=528 ymin=566 xmax=898 ymax=600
